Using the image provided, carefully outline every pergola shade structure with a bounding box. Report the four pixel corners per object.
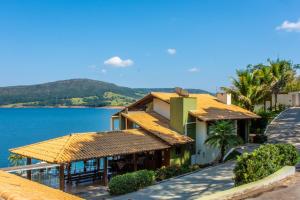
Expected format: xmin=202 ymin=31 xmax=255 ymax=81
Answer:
xmin=10 ymin=129 xmax=170 ymax=190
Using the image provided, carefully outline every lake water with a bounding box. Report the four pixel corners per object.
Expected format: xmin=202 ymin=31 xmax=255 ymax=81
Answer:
xmin=0 ymin=108 xmax=120 ymax=168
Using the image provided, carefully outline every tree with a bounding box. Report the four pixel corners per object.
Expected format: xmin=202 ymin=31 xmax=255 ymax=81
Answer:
xmin=8 ymin=153 xmax=25 ymax=166
xmin=205 ymin=120 xmax=242 ymax=163
xmin=222 ymin=69 xmax=266 ymax=111
xmin=268 ymin=59 xmax=298 ymax=110
xmin=223 ymin=59 xmax=299 ymax=111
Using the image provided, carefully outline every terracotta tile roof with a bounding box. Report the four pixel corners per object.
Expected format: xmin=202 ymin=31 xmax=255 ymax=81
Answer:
xmin=151 ymin=92 xmax=260 ymax=121
xmin=10 ymin=129 xmax=170 ymax=164
xmin=0 ymin=170 xmax=82 ymax=200
xmin=122 ymin=111 xmax=194 ymax=145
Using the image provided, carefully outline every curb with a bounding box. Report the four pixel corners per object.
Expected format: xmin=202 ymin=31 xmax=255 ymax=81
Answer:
xmin=197 ymin=166 xmax=295 ymax=200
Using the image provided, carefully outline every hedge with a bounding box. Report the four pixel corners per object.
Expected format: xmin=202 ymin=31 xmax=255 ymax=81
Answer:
xmin=234 ymin=144 xmax=298 ymax=186
xmin=108 ymin=170 xmax=155 ymax=195
xmin=155 ymin=164 xmax=200 ymax=181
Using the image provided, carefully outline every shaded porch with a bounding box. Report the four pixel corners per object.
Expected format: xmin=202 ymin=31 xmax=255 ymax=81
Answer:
xmin=9 ymin=129 xmax=170 ymax=191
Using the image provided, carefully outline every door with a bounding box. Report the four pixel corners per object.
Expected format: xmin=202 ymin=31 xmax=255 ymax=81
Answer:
xmin=237 ymin=120 xmax=246 ymax=142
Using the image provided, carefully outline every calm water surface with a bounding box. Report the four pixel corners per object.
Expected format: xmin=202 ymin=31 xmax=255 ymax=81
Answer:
xmin=0 ymin=108 xmax=119 ymax=167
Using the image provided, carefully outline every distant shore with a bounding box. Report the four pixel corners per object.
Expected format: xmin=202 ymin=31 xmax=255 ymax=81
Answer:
xmin=0 ymin=105 xmax=125 ymax=109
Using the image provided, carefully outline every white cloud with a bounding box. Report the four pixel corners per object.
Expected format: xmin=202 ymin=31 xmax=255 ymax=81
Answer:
xmin=101 ymin=69 xmax=107 ymax=74
xmin=167 ymin=48 xmax=176 ymax=55
xmin=188 ymin=67 xmax=199 ymax=72
xmin=104 ymin=56 xmax=134 ymax=67
xmin=276 ymin=19 xmax=300 ymax=32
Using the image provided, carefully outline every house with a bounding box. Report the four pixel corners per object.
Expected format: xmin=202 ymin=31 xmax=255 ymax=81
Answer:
xmin=7 ymin=90 xmax=259 ymax=192
xmin=111 ymin=90 xmax=260 ymax=166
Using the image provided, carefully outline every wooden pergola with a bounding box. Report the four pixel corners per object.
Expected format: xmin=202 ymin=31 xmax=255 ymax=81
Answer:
xmin=10 ymin=129 xmax=170 ymax=191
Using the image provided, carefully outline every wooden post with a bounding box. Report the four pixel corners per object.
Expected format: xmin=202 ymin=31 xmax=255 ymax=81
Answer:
xmin=110 ymin=117 xmax=113 ymax=130
xmin=163 ymin=149 xmax=170 ymax=167
xmin=96 ymin=158 xmax=100 ymax=180
xmin=59 ymin=164 xmax=65 ymax=191
xmin=125 ymin=118 xmax=128 ymax=130
xmin=26 ymin=158 xmax=31 ymax=180
xmin=83 ymin=160 xmax=87 ymax=173
xmin=103 ymin=157 xmax=108 ymax=186
xmin=67 ymin=163 xmax=71 ymax=184
xmin=133 ymin=153 xmax=137 ymax=171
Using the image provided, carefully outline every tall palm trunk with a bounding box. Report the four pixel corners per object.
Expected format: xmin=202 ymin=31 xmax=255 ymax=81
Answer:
xmin=274 ymin=92 xmax=278 ymax=111
xmin=220 ymin=144 xmax=226 ymax=163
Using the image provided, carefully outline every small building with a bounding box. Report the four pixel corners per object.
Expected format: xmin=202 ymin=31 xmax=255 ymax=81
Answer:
xmin=5 ymin=90 xmax=259 ymax=195
xmin=112 ymin=91 xmax=260 ymax=165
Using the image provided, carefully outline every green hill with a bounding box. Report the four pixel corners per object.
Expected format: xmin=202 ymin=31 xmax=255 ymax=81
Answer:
xmin=0 ymin=79 xmax=211 ymax=107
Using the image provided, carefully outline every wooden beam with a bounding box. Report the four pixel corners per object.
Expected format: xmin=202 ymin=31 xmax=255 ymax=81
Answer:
xmin=67 ymin=163 xmax=71 ymax=184
xmin=133 ymin=153 xmax=137 ymax=171
xmin=103 ymin=157 xmax=108 ymax=186
xmin=59 ymin=164 xmax=65 ymax=191
xmin=96 ymin=158 xmax=101 ymax=180
xmin=125 ymin=117 xmax=128 ymax=130
xmin=110 ymin=117 xmax=114 ymax=130
xmin=163 ymin=149 xmax=170 ymax=167
xmin=83 ymin=160 xmax=87 ymax=173
xmin=26 ymin=158 xmax=31 ymax=180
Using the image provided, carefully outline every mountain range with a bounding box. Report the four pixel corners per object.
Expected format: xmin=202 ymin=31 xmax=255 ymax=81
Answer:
xmin=0 ymin=79 xmax=210 ymax=107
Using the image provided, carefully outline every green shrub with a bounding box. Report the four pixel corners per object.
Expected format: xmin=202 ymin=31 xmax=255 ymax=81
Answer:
xmin=276 ymin=143 xmax=298 ymax=166
xmin=234 ymin=144 xmax=299 ymax=186
xmin=155 ymin=164 xmax=200 ymax=181
xmin=108 ymin=170 xmax=155 ymax=195
xmin=155 ymin=165 xmax=189 ymax=181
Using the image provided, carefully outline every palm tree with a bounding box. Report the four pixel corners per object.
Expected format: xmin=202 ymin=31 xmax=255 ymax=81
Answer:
xmin=8 ymin=153 xmax=25 ymax=166
xmin=222 ymin=69 xmax=266 ymax=111
xmin=205 ymin=120 xmax=242 ymax=163
xmin=268 ymin=59 xmax=297 ymax=110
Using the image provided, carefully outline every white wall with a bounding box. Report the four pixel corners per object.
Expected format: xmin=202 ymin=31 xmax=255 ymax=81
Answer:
xmin=194 ymin=120 xmax=220 ymax=164
xmin=272 ymin=93 xmax=292 ymax=107
xmin=290 ymin=92 xmax=300 ymax=106
xmin=153 ymin=98 xmax=170 ymax=119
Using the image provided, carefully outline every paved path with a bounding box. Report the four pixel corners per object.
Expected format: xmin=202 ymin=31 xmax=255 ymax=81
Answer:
xmin=266 ymin=107 xmax=300 ymax=150
xmin=246 ymin=107 xmax=300 ymax=200
xmin=246 ymin=173 xmax=300 ymax=200
xmin=112 ymin=161 xmax=235 ymax=200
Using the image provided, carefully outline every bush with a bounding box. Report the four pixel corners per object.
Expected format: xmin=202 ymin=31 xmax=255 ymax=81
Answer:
xmin=108 ymin=170 xmax=155 ymax=195
xmin=155 ymin=164 xmax=201 ymax=181
xmin=234 ymin=144 xmax=299 ymax=186
xmin=276 ymin=143 xmax=298 ymax=166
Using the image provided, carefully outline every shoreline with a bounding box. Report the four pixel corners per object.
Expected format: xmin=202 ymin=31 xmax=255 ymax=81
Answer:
xmin=0 ymin=105 xmax=125 ymax=109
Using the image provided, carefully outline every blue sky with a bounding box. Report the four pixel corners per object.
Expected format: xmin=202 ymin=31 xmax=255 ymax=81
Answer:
xmin=0 ymin=0 xmax=300 ymax=92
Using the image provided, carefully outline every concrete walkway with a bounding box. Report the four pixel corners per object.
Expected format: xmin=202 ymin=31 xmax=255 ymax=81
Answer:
xmin=246 ymin=173 xmax=300 ymax=200
xmin=112 ymin=161 xmax=235 ymax=200
xmin=267 ymin=107 xmax=300 ymax=150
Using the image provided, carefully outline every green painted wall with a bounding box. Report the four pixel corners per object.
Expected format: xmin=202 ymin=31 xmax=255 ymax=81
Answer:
xmin=170 ymin=97 xmax=197 ymax=134
xmin=170 ymin=145 xmax=191 ymax=166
